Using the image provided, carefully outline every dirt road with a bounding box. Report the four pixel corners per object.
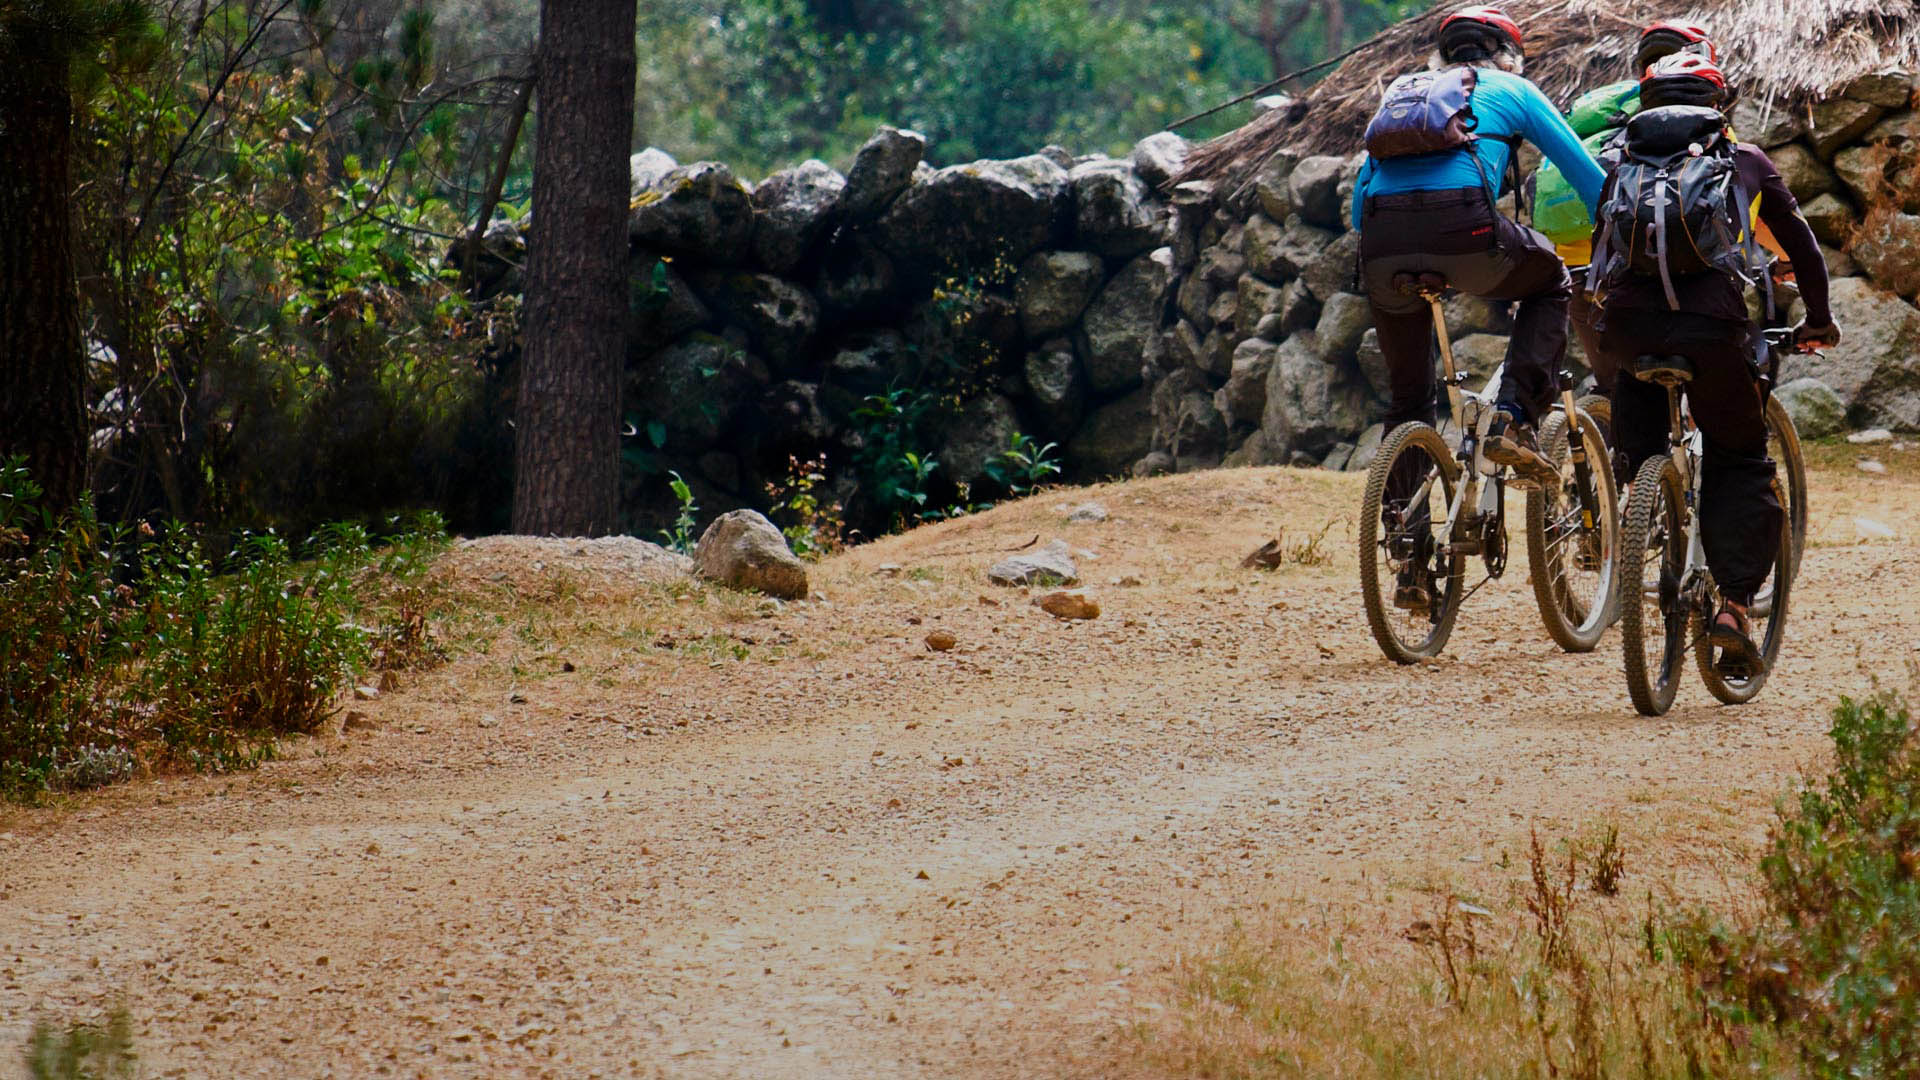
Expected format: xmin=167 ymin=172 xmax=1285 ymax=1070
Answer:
xmin=4 ymin=461 xmax=1916 ymax=1078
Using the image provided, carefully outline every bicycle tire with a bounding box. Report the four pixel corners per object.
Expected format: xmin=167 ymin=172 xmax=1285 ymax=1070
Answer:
xmin=1619 ymin=454 xmax=1688 ymax=716
xmin=1360 ymin=422 xmax=1465 ymax=664
xmin=1526 ymin=406 xmax=1620 ymax=652
xmin=1697 ymin=479 xmax=1793 ymax=704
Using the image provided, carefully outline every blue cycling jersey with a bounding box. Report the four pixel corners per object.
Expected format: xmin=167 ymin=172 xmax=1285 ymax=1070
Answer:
xmin=1349 ymin=67 xmax=1606 ymax=230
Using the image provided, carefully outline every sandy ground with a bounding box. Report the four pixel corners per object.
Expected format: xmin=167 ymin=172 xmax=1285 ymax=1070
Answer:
xmin=4 ymin=453 xmax=1919 ymax=1079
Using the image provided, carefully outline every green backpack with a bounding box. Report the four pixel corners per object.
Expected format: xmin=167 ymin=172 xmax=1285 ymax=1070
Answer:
xmin=1533 ymin=82 xmax=1641 ymax=264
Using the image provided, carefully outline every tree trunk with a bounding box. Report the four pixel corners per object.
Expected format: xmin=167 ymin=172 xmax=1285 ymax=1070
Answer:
xmin=0 ymin=46 xmax=87 ymax=510
xmin=511 ymin=0 xmax=636 ymax=536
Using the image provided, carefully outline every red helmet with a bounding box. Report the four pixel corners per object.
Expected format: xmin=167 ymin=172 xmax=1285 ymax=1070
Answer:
xmin=1642 ymin=52 xmax=1727 ymax=91
xmin=1635 ymin=20 xmax=1718 ymax=69
xmin=1439 ymin=6 xmax=1524 ymax=55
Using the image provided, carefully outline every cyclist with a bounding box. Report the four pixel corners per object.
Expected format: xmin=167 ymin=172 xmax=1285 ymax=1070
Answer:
xmin=1587 ymin=55 xmax=1839 ymax=671
xmin=1352 ymin=6 xmax=1605 ymax=494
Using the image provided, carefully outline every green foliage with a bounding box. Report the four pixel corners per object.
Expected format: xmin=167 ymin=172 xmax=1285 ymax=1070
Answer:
xmin=1691 ymin=689 xmax=1920 ymax=1076
xmin=850 ymin=390 xmax=942 ymax=525
xmin=765 ymin=454 xmax=846 ymax=559
xmin=984 ymin=432 xmax=1062 ymax=498
xmin=0 ymin=458 xmax=447 ymax=802
xmin=660 ymin=471 xmax=700 ymax=555
xmin=25 ymin=1006 xmax=136 ymax=1080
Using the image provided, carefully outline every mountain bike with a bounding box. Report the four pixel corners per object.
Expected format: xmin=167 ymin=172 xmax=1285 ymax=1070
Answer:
xmin=1360 ymin=272 xmax=1619 ymax=663
xmin=1616 ymin=328 xmax=1807 ymax=715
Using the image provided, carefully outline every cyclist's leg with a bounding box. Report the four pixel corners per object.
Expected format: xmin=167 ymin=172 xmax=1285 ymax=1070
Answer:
xmin=1479 ymin=216 xmax=1571 ymax=425
xmin=1598 ymin=318 xmax=1685 ymax=484
xmin=1688 ymin=344 xmax=1781 ymax=606
xmin=1569 ymin=285 xmax=1612 ymax=395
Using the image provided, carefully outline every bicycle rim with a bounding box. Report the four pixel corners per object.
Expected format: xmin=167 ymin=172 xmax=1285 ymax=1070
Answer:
xmin=1698 ymin=483 xmax=1792 ymax=703
xmin=1526 ymin=407 xmax=1619 ymax=652
xmin=1619 ymin=455 xmax=1687 ymax=716
xmin=1751 ymin=396 xmax=1807 ymax=618
xmin=1360 ymin=423 xmax=1465 ymax=663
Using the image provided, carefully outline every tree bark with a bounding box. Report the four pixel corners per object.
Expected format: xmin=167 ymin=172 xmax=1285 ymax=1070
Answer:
xmin=511 ymin=0 xmax=635 ymax=536
xmin=0 ymin=46 xmax=88 ymax=510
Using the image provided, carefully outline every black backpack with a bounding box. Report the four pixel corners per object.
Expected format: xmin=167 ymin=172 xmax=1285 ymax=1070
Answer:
xmin=1587 ymin=105 xmax=1768 ymax=310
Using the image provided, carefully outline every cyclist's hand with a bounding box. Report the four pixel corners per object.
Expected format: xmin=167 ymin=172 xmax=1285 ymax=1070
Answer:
xmin=1793 ymin=320 xmax=1840 ymax=352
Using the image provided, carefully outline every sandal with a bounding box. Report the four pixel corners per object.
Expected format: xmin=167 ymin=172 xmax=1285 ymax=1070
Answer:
xmin=1707 ymin=605 xmax=1763 ymax=676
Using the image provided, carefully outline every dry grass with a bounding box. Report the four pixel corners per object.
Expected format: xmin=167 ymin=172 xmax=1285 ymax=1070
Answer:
xmin=1181 ymin=0 xmax=1920 ymax=184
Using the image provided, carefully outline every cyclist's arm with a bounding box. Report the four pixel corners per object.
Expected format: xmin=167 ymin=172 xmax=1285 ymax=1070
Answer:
xmin=1743 ymin=145 xmax=1831 ymax=327
xmin=1515 ymin=79 xmax=1606 ymax=213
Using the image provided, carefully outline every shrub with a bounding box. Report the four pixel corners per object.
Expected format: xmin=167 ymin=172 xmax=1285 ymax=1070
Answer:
xmin=25 ymin=1005 xmax=136 ymax=1080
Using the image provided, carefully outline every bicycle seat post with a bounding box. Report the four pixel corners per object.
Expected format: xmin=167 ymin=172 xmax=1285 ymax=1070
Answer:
xmin=1395 ymin=272 xmax=1464 ymax=439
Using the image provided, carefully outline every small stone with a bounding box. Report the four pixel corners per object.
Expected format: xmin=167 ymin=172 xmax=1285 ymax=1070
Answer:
xmin=1856 ymin=516 xmax=1896 ymax=539
xmin=353 ymin=685 xmax=379 ymax=701
xmin=924 ymin=630 xmax=957 ymax=652
xmin=1066 ymin=501 xmax=1109 ymax=523
xmin=478 ymin=715 xmax=500 ymax=729
xmin=988 ymin=539 xmax=1079 ymax=586
xmin=342 ymin=711 xmax=374 ymax=731
xmin=377 ymin=670 xmax=399 ymax=693
xmin=876 ymin=563 xmax=904 ymax=576
xmin=1035 ymin=590 xmax=1100 ymax=620
xmin=1858 ymin=459 xmax=1889 ymax=474
xmin=1848 ymin=428 xmax=1894 ymax=443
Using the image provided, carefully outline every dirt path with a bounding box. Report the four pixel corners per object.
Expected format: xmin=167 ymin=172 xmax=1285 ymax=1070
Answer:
xmin=4 ymin=462 xmax=1917 ymax=1078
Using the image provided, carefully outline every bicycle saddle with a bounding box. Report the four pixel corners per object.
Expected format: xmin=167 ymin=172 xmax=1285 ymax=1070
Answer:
xmin=1391 ymin=271 xmax=1450 ymax=298
xmin=1631 ymin=353 xmax=1694 ymax=388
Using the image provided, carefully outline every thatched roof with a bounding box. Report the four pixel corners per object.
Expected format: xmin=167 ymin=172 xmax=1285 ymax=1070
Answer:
xmin=1180 ymin=0 xmax=1920 ymax=186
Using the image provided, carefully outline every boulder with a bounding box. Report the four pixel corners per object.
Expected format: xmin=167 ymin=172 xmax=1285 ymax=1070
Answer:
xmin=690 ymin=270 xmax=819 ymax=373
xmin=988 ymin=538 xmax=1079 ymax=586
xmin=936 ymin=394 xmax=1023 ymax=487
xmin=1079 ymin=247 xmax=1174 ymax=394
xmin=1772 ymin=378 xmax=1847 ymax=439
xmin=1131 ymin=450 xmax=1176 ymax=476
xmin=1206 ymin=290 xmax=1238 ymax=340
xmin=842 ymin=125 xmax=927 ymax=223
xmin=1300 ymin=230 xmax=1361 ymax=301
xmin=1314 ymin=291 xmax=1371 ymax=362
xmin=628 ymin=251 xmax=710 ymax=349
xmin=1450 ymin=333 xmax=1509 ymax=388
xmin=1277 ymin=279 xmax=1321 ymax=335
xmin=1015 ymin=250 xmax=1105 ymax=337
xmin=1067 ymin=386 xmax=1154 ymax=477
xmin=1171 ymin=319 xmax=1207 ymax=369
xmin=872 ymin=154 xmax=1069 ymax=267
xmin=629 ymin=147 xmax=678 ymax=199
xmin=1288 ymin=155 xmax=1347 ymax=229
xmin=901 ymin=290 xmax=1019 ymax=379
xmin=1800 ymin=193 xmax=1858 ymax=247
xmin=1176 ymin=272 xmax=1215 ymax=330
xmin=1442 ymin=293 xmax=1510 ymax=338
xmin=750 ymin=159 xmax=845 ymax=274
xmin=1850 ymin=212 xmax=1920 ymax=298
xmin=1321 ymin=442 xmax=1355 ymax=471
xmin=1770 ymin=143 xmax=1839 ymax=203
xmin=1780 ymin=277 xmax=1920 ymax=428
xmin=1070 ymin=159 xmax=1162 ymax=256
xmin=1196 ymin=244 xmax=1246 ymax=289
xmin=1864 ymin=109 xmax=1920 ymax=146
xmin=1151 ymin=368 xmax=1227 ymax=464
xmin=1809 ymin=98 xmax=1886 ymax=158
xmin=1129 ymin=131 xmax=1191 ymax=191
xmin=1218 ymin=336 xmax=1278 ymax=428
xmin=628 ymin=332 xmax=768 ymax=448
xmin=824 ymin=330 xmax=910 ymax=396
xmin=1845 ymin=71 xmax=1916 ymax=109
xmin=1243 ymin=213 xmax=1336 ymax=283
xmin=1731 ymin=100 xmax=1805 ymax=148
xmin=1025 ymin=338 xmax=1086 ymax=431
xmin=1252 ymin=150 xmax=1300 ymax=222
xmin=1354 ymin=327 xmax=1390 ymax=400
xmin=693 ymin=510 xmax=809 ymax=600
xmin=1260 ymin=332 xmax=1372 ymax=457
xmin=760 ymin=379 xmax=836 ymax=444
xmin=813 ymin=233 xmax=897 ymax=318
xmin=446 ymin=218 xmax=527 ymax=300
xmin=1346 ymin=421 xmax=1387 ymax=472
xmin=1821 ymin=242 xmax=1859 ymax=278
xmin=1222 ymin=428 xmax=1284 ymax=467
xmin=1235 ymin=274 xmax=1286 ymax=340
xmin=1831 ymin=144 xmax=1889 ymax=205
xmin=630 ymin=162 xmax=755 ymax=258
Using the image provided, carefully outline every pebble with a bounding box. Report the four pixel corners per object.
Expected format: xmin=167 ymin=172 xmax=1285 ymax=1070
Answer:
xmin=352 ymin=685 xmax=379 ymax=701
xmin=1035 ymin=591 xmax=1100 ymax=621
xmin=1858 ymin=459 xmax=1889 ymax=474
xmin=1855 ymin=517 xmax=1896 ymax=539
xmin=1847 ymin=428 xmax=1893 ymax=444
xmin=1067 ymin=502 xmax=1109 ymax=523
xmin=925 ymin=630 xmax=957 ymax=652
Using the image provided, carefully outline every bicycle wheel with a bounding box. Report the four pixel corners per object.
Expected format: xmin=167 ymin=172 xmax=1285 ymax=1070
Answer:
xmin=1526 ymin=406 xmax=1619 ymax=652
xmin=1576 ymin=393 xmax=1612 ymax=446
xmin=1618 ymin=454 xmax=1688 ymax=716
xmin=1767 ymin=393 xmax=1807 ymax=579
xmin=1697 ymin=480 xmax=1793 ymax=704
xmin=1360 ymin=422 xmax=1465 ymax=663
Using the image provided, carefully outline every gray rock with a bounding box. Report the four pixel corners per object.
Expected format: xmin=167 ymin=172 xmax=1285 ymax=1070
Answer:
xmin=937 ymin=394 xmax=1023 ymax=487
xmin=901 ymin=290 xmax=1019 ymax=379
xmin=1218 ymin=336 xmax=1277 ymax=428
xmin=1731 ymin=100 xmax=1805 ymax=148
xmin=1810 ymin=98 xmax=1886 ymax=158
xmin=825 ymin=330 xmax=909 ymax=396
xmin=1850 ymin=212 xmax=1920 ymax=297
xmin=1170 ymin=179 xmax=1216 ymax=210
xmin=750 ymin=159 xmax=845 ymax=274
xmin=1080 ymin=247 xmax=1174 ymax=394
xmin=1450 ymin=333 xmax=1509 ymax=389
xmin=1067 ymin=386 xmax=1154 ymax=477
xmin=1300 ymin=229 xmax=1361 ymax=301
xmin=447 ymin=218 xmax=528 ymax=300
xmin=628 ymin=251 xmax=709 ymax=347
xmin=1015 ymin=250 xmax=1104 ymax=337
xmin=988 ymin=538 xmax=1079 ymax=586
xmin=1772 ymin=378 xmax=1847 ymax=439
xmin=1832 ymin=144 xmax=1887 ymax=205
xmin=1865 ymin=108 xmax=1920 ymax=146
xmin=1025 ymin=337 xmax=1086 ymax=430
xmin=1770 ymin=143 xmax=1839 ymax=203
xmin=1196 ymin=244 xmax=1246 ymax=289
xmin=629 ymin=147 xmax=678 ymax=200
xmin=1176 ymin=273 xmax=1215 ymax=330
xmin=630 ymin=162 xmax=755 ymax=258
xmin=842 ymin=125 xmax=927 ymax=223
xmin=1252 ymin=93 xmax=1295 ymax=118
xmin=1320 ymin=442 xmax=1355 ymax=471
xmin=1130 ymin=131 xmax=1191 ymax=191
xmin=1314 ymin=291 xmax=1371 ymax=362
xmin=1235 ymin=274 xmax=1285 ymax=340
xmin=1070 ymin=159 xmax=1162 ymax=256
xmin=1442 ymin=293 xmax=1510 ymax=338
xmin=1289 ymin=155 xmax=1347 ymax=229
xmin=1243 ymin=213 xmax=1335 ymax=283
xmin=1845 ymin=71 xmax=1916 ymax=109
xmin=813 ymin=233 xmax=897 ymax=317
xmin=1252 ymin=150 xmax=1300 ymax=222
xmin=1253 ymin=313 xmax=1287 ymax=339
xmin=1131 ymin=450 xmax=1176 ymax=477
xmin=1221 ymin=428 xmax=1283 ymax=467
xmin=1800 ymin=193 xmax=1858 ymax=247
xmin=694 ymin=510 xmax=809 ymax=600
xmin=1780 ymin=277 xmax=1920 ymax=428
xmin=761 ymin=379 xmax=835 ymax=443
xmin=1206 ymin=290 xmax=1239 ymax=339
xmin=626 ymin=333 xmax=763 ymax=448
xmin=873 ymin=154 xmax=1069 ymax=267
xmin=1067 ymin=501 xmax=1109 ymax=523
xmin=1822 ymin=242 xmax=1860 ymax=278
xmin=1171 ymin=319 xmax=1207 ymax=369
xmin=690 ymin=270 xmax=819 ymax=373
xmin=1151 ymin=367 xmax=1227 ymax=464
xmin=1346 ymin=421 xmax=1387 ymax=471
xmin=1260 ymin=332 xmax=1372 ymax=457
xmin=1355 ymin=328 xmax=1390 ymax=400
xmin=1278 ymin=279 xmax=1322 ymax=335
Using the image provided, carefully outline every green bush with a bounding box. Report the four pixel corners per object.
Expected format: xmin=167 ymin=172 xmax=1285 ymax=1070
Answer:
xmin=25 ymin=1006 xmax=136 ymax=1080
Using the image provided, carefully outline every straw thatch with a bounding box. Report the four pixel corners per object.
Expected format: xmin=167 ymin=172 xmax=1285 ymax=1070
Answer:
xmin=1180 ymin=0 xmax=1920 ymax=185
